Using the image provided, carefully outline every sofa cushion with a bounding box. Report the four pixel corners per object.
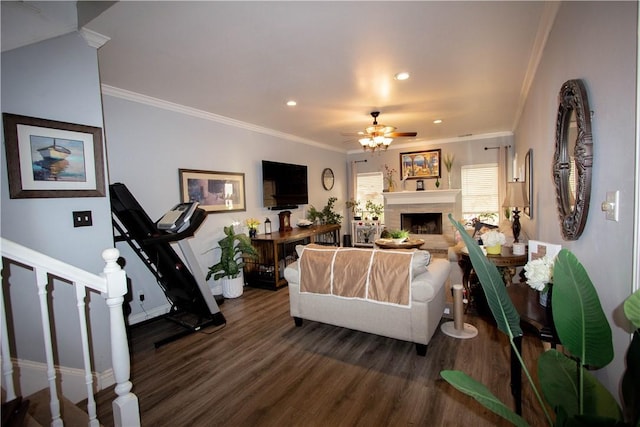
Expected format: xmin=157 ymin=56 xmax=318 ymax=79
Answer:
xmin=297 ymin=245 xmax=414 ymax=306
xmin=411 ymin=250 xmax=431 ymax=277
xmin=296 ymin=244 xmax=430 ymax=280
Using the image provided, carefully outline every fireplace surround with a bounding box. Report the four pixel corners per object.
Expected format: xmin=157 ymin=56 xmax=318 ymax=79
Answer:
xmin=383 ymin=190 xmax=462 ymax=250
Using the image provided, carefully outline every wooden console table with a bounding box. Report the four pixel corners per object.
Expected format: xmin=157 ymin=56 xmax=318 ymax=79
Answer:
xmin=244 ymin=224 xmax=340 ymax=290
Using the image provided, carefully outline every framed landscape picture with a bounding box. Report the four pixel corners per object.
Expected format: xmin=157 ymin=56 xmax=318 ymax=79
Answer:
xmin=179 ymin=169 xmax=246 ymax=213
xmin=2 ymin=113 xmax=105 ymax=198
xmin=399 ymin=149 xmax=441 ymax=179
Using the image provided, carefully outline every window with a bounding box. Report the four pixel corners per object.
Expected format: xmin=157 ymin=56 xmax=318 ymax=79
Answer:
xmin=355 ymin=172 xmax=384 ymax=220
xmin=461 ymin=163 xmax=499 ymax=225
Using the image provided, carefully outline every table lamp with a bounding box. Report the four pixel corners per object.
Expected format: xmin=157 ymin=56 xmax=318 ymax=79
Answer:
xmin=503 ymin=180 xmax=529 ymax=243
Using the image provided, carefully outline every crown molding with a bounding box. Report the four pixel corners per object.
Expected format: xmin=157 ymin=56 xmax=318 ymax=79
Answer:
xmin=101 ymin=85 xmax=346 ymax=153
xmin=512 ymin=1 xmax=561 ymax=131
xmin=80 ymin=28 xmax=110 ymax=49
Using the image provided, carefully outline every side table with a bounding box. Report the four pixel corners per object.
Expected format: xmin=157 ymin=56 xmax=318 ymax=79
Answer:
xmin=458 ymin=245 xmax=527 ymax=313
xmin=458 ymin=245 xmax=558 ymax=416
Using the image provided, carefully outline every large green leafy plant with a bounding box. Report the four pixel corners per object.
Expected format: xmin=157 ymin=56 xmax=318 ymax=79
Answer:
xmin=306 ymin=197 xmax=343 ymax=225
xmin=207 ymin=225 xmax=258 ymax=281
xmin=441 ymin=214 xmax=640 ymax=427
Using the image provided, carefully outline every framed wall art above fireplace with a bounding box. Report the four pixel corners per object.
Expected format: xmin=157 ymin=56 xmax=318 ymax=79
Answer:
xmin=399 ymin=149 xmax=441 ymax=180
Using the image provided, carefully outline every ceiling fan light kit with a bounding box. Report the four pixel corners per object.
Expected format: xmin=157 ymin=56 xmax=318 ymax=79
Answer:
xmin=354 ymin=111 xmax=417 ymax=153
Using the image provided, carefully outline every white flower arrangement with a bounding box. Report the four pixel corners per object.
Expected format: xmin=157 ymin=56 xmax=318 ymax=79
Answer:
xmin=523 ymin=255 xmax=555 ymax=291
xmin=481 ymin=230 xmax=506 ymax=247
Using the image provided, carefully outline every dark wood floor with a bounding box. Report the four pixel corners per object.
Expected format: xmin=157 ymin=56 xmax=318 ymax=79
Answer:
xmin=93 ymin=286 xmax=549 ymax=426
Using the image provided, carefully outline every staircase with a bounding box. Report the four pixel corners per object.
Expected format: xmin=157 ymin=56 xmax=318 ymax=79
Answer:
xmin=1 ymin=238 xmax=140 ymax=426
xmin=3 ymin=389 xmax=94 ymax=427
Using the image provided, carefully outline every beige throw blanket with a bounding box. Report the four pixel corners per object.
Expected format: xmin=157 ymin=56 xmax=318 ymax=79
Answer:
xmin=299 ymin=244 xmax=414 ymax=307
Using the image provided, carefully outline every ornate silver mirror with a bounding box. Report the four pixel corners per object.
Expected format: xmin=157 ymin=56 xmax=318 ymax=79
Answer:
xmin=553 ymin=79 xmax=593 ymax=240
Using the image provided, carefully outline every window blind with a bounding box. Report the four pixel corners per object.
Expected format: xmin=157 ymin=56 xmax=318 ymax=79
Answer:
xmin=461 ymin=163 xmax=499 ymax=219
xmin=356 ymin=172 xmax=384 ymax=209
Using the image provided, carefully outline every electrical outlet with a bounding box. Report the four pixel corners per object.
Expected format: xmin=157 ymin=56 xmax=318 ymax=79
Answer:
xmin=138 ymin=291 xmax=145 ymax=302
xmin=72 ymin=211 xmax=93 ymax=227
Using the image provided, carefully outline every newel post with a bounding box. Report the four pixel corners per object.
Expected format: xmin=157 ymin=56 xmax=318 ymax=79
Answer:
xmin=102 ymin=248 xmax=141 ymax=427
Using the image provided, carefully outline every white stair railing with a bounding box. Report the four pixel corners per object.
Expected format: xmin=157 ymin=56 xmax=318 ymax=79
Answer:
xmin=0 ymin=237 xmax=140 ymax=427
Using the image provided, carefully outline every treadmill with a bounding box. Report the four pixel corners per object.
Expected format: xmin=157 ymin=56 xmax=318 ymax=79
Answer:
xmin=109 ymin=182 xmax=225 ymax=347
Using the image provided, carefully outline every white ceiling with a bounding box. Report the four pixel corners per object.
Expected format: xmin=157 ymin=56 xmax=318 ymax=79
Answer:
xmin=3 ymin=1 xmax=558 ymax=153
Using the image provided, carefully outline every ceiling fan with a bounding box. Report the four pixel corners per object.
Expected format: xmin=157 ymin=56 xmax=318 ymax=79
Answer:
xmin=344 ymin=111 xmax=417 ymax=152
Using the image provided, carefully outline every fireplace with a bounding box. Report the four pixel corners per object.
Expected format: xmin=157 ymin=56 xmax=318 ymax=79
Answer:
xmin=401 ymin=213 xmax=442 ymax=235
xmin=383 ymin=190 xmax=462 ymax=250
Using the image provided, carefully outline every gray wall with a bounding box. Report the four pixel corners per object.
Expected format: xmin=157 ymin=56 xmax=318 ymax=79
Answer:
xmin=1 ymin=32 xmax=114 ymax=370
xmin=102 ymin=93 xmax=348 ymax=321
xmin=514 ymin=2 xmax=636 ymax=400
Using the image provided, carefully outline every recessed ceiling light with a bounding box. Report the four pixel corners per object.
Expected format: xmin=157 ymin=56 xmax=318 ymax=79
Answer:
xmin=394 ymin=72 xmax=410 ymax=81
xmin=433 ymin=119 xmax=442 ymax=124
xmin=286 ymin=100 xmax=297 ymax=107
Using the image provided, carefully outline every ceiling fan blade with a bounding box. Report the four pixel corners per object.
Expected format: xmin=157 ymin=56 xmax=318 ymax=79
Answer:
xmin=340 ymin=132 xmax=364 ymax=137
xmin=388 ymin=132 xmax=417 ymax=137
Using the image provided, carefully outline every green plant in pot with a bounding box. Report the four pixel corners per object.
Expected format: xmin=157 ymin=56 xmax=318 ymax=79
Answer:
xmin=307 ymin=197 xmax=343 ymax=225
xmin=440 ymin=213 xmax=640 ymax=427
xmin=365 ymin=200 xmax=384 ymax=220
xmin=207 ymin=225 xmax=258 ymax=298
xmin=389 ymin=229 xmax=409 ymax=243
xmin=346 ymin=198 xmax=361 ymax=220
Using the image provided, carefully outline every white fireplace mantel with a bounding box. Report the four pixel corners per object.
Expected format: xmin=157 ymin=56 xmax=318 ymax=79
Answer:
xmin=383 ymin=189 xmax=461 ymax=205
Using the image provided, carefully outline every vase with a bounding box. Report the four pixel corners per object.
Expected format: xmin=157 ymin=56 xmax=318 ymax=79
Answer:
xmin=435 ymin=178 xmax=440 ymax=189
xmin=538 ymin=285 xmax=552 ymax=308
xmin=388 ymin=182 xmax=395 ymax=192
xmin=221 ymin=274 xmax=244 ymax=298
xmin=485 ymin=244 xmax=501 ymax=255
xmin=447 ymin=172 xmax=452 ymax=189
xmin=249 ymin=228 xmax=257 ymax=238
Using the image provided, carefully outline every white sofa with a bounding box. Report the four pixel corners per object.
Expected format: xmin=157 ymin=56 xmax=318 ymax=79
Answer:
xmin=284 ymin=245 xmax=450 ymax=355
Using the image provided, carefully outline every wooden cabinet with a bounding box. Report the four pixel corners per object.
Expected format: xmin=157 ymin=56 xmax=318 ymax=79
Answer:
xmin=351 ymin=220 xmax=383 ymax=247
xmin=244 ymin=224 xmax=340 ymax=290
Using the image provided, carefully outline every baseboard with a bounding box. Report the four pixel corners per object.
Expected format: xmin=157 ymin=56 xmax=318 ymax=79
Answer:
xmin=128 ymin=302 xmax=171 ymax=325
xmin=7 ymin=358 xmax=116 ymax=404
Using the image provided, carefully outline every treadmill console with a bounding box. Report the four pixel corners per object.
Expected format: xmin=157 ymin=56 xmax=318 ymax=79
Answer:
xmin=157 ymin=202 xmax=199 ymax=233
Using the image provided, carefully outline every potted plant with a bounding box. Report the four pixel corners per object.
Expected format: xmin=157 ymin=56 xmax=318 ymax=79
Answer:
xmin=346 ymin=198 xmax=361 ymax=220
xmin=358 ymin=222 xmax=377 ymax=243
xmin=442 ymin=214 xmax=640 ymax=427
xmin=443 ymin=153 xmax=455 ymax=189
xmin=389 ymin=229 xmax=409 ymax=243
xmin=307 ymin=197 xmax=343 ymax=225
xmin=245 ymin=217 xmax=260 ymax=238
xmin=365 ymin=200 xmax=384 ymax=221
xmin=480 ymin=229 xmax=506 ymax=254
xmin=384 ymin=164 xmax=397 ymax=192
xmin=207 ymin=224 xmax=258 ymax=298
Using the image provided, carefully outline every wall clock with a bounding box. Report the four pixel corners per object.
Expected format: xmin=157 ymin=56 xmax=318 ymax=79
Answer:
xmin=322 ymin=168 xmax=334 ymax=191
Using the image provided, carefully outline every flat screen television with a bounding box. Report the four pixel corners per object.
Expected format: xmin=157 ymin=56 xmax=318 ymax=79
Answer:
xmin=262 ymin=160 xmax=308 ymax=210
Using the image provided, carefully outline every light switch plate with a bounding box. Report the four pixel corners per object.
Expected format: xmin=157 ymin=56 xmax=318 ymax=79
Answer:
xmin=73 ymin=210 xmax=93 ymax=227
xmin=605 ymin=191 xmax=619 ymax=222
